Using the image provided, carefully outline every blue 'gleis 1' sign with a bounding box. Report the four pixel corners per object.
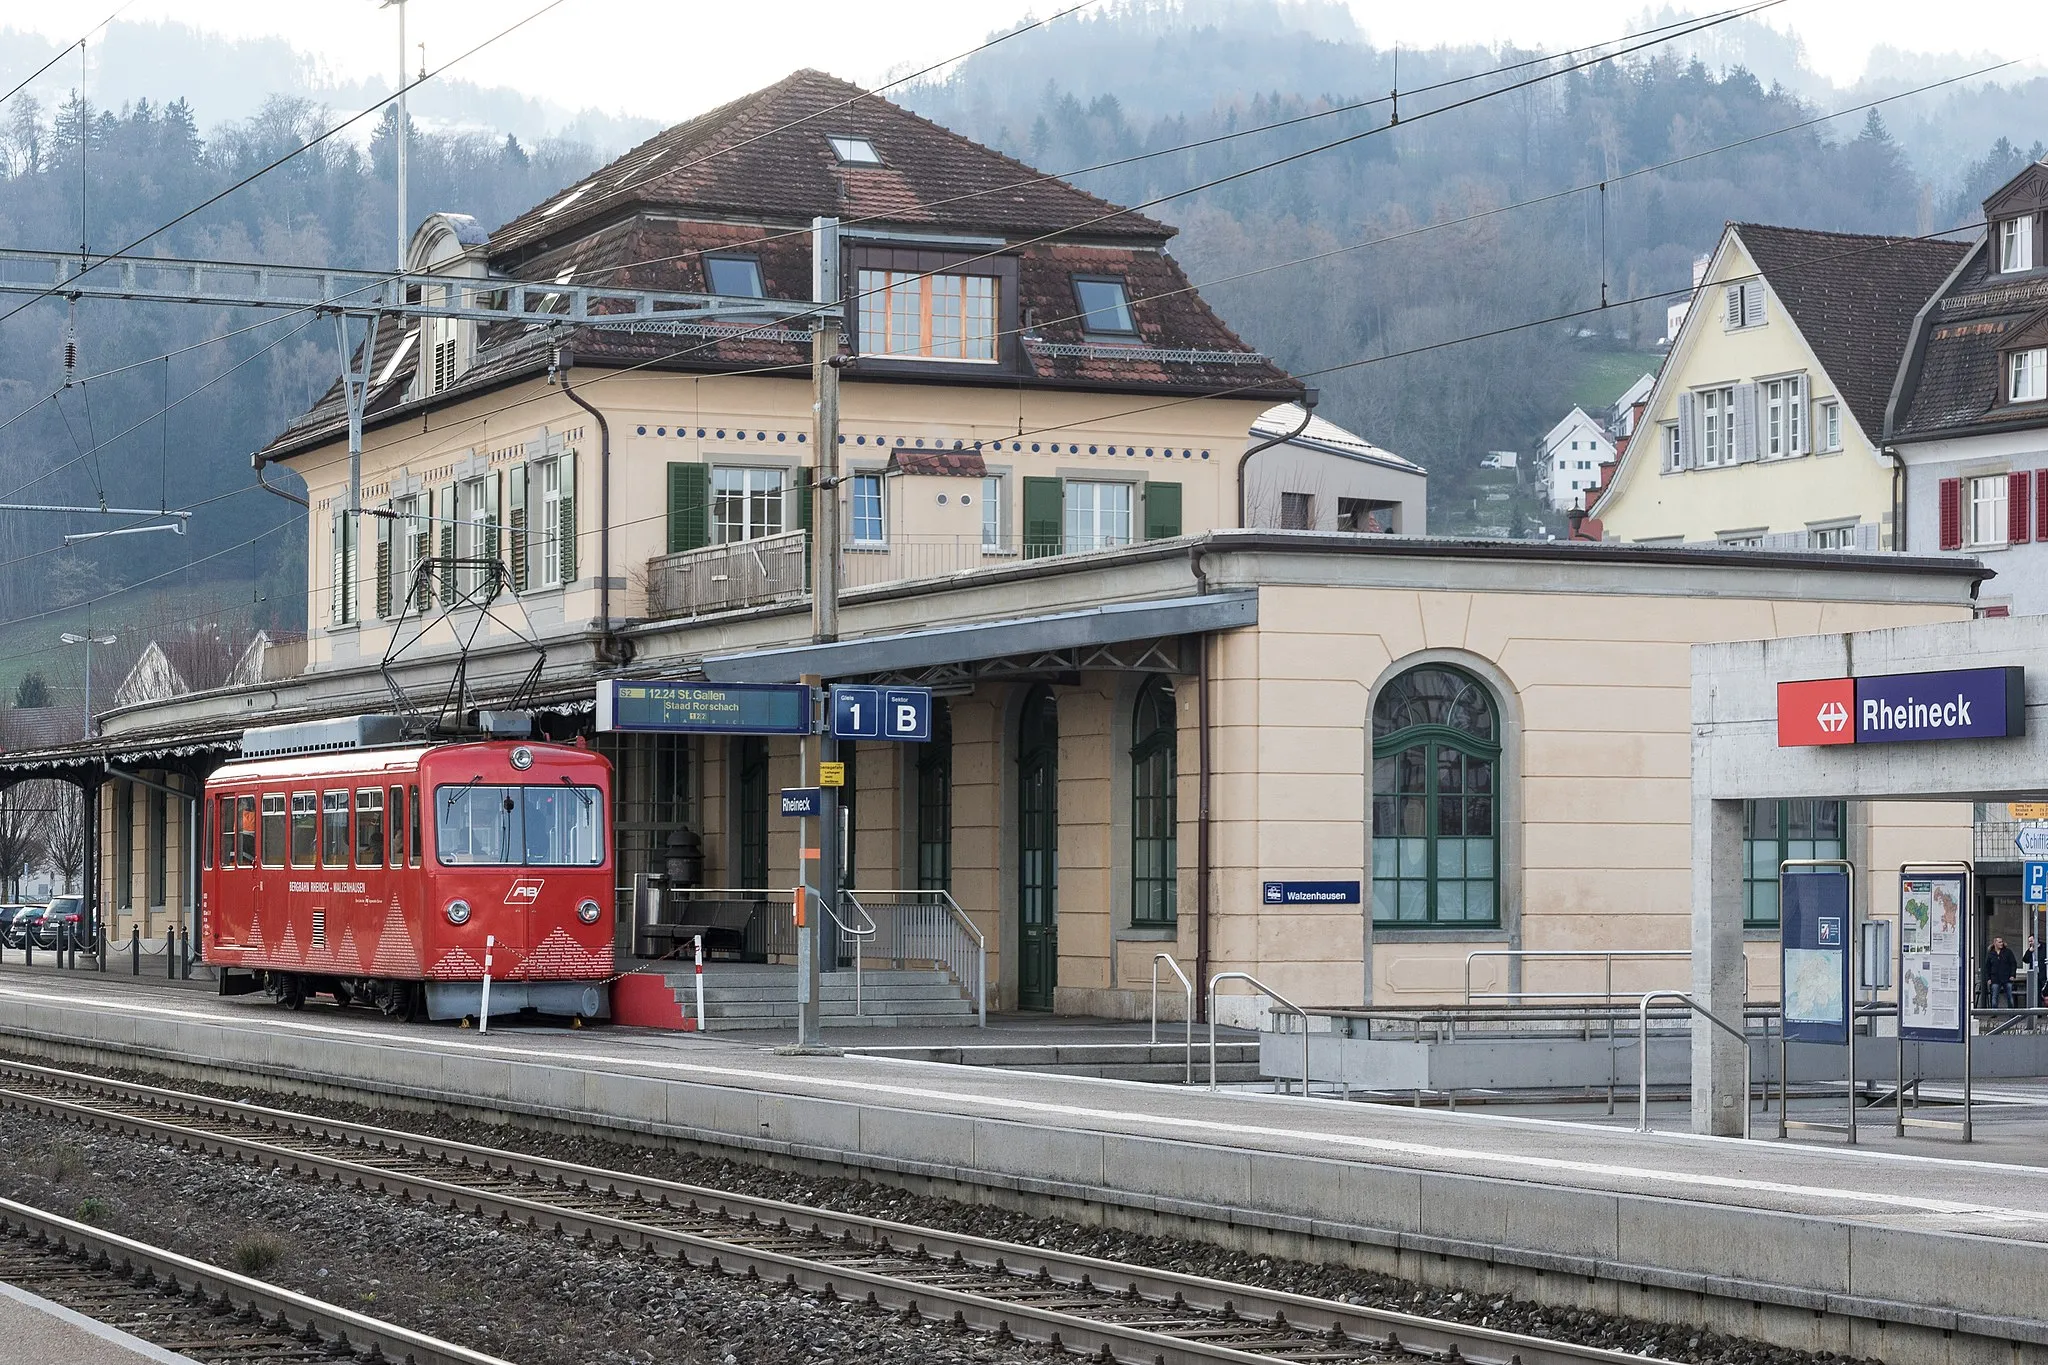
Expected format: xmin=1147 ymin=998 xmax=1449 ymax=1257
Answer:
xmin=1778 ymin=666 xmax=2025 ymax=747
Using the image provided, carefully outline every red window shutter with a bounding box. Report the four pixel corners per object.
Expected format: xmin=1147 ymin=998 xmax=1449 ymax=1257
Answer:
xmin=2010 ymin=471 xmax=2033 ymax=544
xmin=2038 ymin=469 xmax=2048 ymax=542
xmin=1938 ymin=477 xmax=1962 ymax=550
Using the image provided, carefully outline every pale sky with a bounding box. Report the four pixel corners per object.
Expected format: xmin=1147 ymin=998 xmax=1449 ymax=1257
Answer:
xmin=11 ymin=0 xmax=2046 ymax=125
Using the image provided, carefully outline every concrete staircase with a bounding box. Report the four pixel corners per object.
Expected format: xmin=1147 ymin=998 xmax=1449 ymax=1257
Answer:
xmin=673 ymin=963 xmax=979 ymax=1029
xmin=843 ymin=1040 xmax=1264 ymax=1085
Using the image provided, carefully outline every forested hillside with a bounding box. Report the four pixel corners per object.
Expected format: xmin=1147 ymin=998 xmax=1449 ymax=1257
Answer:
xmin=0 ymin=2 xmax=2041 ymax=708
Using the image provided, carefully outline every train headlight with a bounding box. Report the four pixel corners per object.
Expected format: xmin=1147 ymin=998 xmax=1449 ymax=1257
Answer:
xmin=445 ymin=899 xmax=472 ymax=926
xmin=576 ymin=899 xmax=602 ymax=924
xmin=509 ymin=746 xmax=533 ymax=771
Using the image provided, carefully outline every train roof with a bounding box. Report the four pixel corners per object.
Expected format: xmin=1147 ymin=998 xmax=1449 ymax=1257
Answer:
xmin=210 ymin=738 xmax=604 ymax=784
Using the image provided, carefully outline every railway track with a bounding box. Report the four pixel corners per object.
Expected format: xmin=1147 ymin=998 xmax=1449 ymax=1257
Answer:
xmin=0 ymin=1057 xmax=1674 ymax=1365
xmin=0 ymin=1189 xmax=511 ymax=1365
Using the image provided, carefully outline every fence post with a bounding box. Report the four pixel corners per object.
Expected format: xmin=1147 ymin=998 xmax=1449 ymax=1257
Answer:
xmin=130 ymin=926 xmax=139 ymax=975
xmin=165 ymin=927 xmax=174 ymax=979
xmin=96 ymin=926 xmax=106 ymax=972
xmin=23 ymin=928 xmax=31 ymax=967
xmin=178 ymin=924 xmax=190 ymax=980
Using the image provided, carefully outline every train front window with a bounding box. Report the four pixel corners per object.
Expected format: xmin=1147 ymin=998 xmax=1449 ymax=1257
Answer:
xmin=236 ymin=795 xmax=257 ymax=867
xmin=435 ymin=783 xmax=606 ymax=867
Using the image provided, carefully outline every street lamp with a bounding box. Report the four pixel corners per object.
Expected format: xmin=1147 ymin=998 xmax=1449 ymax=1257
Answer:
xmin=381 ymin=0 xmax=409 ymax=274
xmin=58 ymin=631 xmax=116 ymax=738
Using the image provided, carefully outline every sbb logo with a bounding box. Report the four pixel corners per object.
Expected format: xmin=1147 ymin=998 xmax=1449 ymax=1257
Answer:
xmin=1777 ymin=678 xmax=1857 ymax=747
xmin=505 ymin=878 xmax=545 ymax=905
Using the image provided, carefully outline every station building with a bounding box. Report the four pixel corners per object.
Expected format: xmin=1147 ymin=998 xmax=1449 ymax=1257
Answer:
xmin=0 ymin=72 xmax=1991 ymax=1026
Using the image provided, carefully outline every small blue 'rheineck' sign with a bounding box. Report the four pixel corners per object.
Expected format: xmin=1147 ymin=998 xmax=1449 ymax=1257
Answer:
xmin=1262 ymin=881 xmax=1362 ymax=905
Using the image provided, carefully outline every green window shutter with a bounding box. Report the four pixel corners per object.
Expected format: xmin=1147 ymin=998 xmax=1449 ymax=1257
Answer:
xmin=483 ymin=470 xmax=501 ymax=587
xmin=437 ymin=481 xmax=457 ymax=606
xmin=330 ymin=510 xmax=346 ymax=625
xmin=667 ymin=462 xmax=709 ymax=552
xmin=409 ymin=491 xmax=432 ymax=613
xmin=508 ymin=464 xmax=528 ymax=594
xmin=1144 ymin=480 xmax=1182 ymax=540
xmin=1023 ymin=477 xmax=1063 ymax=558
xmin=794 ymin=469 xmax=814 ymax=580
xmin=558 ymin=449 xmax=577 ymax=584
xmin=374 ymin=509 xmax=393 ymax=619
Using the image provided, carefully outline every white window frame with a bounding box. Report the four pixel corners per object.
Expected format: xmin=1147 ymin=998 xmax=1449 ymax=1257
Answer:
xmin=455 ymin=474 xmax=494 ymax=596
xmin=1818 ymin=401 xmax=1842 ymax=453
xmin=711 ymin=466 xmax=786 ymax=545
xmin=847 ymin=472 xmax=886 ymax=547
xmin=536 ymin=457 xmax=564 ymax=589
xmin=2011 ymin=347 xmax=2047 ymax=404
xmin=1762 ymin=374 xmax=1804 ymax=458
xmin=1969 ymin=473 xmax=2009 ymax=548
xmin=1807 ymin=521 xmax=1857 ymax=550
xmin=1700 ymin=386 xmax=1735 ymax=466
xmin=390 ymin=492 xmax=423 ymax=611
xmin=1063 ymin=480 xmax=1134 ymax=552
xmin=1717 ymin=529 xmax=1765 ymax=548
xmin=980 ymin=475 xmax=1008 ymax=554
xmin=1661 ymin=421 xmax=1680 ymax=471
xmin=1999 ymin=215 xmax=2035 ymax=273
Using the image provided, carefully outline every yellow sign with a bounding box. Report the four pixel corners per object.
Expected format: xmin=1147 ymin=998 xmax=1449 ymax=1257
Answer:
xmin=2013 ymin=803 xmax=2048 ymax=820
xmin=818 ymin=761 xmax=846 ymax=787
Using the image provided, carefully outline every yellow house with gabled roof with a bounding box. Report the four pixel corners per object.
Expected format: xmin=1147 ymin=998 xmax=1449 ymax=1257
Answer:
xmin=1591 ymin=223 xmax=1966 ymax=550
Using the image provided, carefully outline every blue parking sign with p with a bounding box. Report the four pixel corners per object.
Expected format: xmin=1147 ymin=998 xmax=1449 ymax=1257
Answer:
xmin=2026 ymin=861 xmax=2048 ymax=906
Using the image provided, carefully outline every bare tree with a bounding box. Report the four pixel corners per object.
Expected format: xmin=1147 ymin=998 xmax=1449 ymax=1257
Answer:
xmin=33 ymin=782 xmax=84 ymax=894
xmin=0 ymin=788 xmax=47 ymax=901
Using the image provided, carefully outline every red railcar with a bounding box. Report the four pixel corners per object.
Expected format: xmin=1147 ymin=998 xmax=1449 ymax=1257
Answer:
xmin=201 ymin=718 xmax=615 ymax=1021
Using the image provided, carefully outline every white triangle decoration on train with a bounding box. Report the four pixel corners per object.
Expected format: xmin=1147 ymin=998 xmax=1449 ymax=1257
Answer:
xmin=369 ymin=899 xmax=422 ymax=975
xmin=275 ymin=912 xmax=300 ymax=964
xmin=332 ymin=922 xmax=363 ymax=974
xmin=244 ymin=908 xmax=265 ymax=954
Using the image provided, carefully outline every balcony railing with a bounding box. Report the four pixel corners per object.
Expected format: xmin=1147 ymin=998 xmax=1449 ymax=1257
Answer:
xmin=1978 ymin=820 xmax=2030 ymax=864
xmin=645 ymin=530 xmax=808 ymax=619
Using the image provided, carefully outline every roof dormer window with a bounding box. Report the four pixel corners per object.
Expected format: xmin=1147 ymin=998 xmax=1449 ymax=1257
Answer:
xmin=1072 ymin=276 xmax=1135 ymax=335
xmin=828 ymin=135 xmax=882 ymax=166
xmin=706 ymin=255 xmax=765 ymax=298
xmin=2012 ymin=347 xmax=2047 ymax=404
xmin=1999 ymin=215 xmax=2035 ymax=273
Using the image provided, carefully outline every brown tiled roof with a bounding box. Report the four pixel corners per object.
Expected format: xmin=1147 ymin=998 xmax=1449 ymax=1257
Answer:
xmin=1890 ymin=239 xmax=2048 ymax=442
xmin=888 ymin=449 xmax=986 ymax=477
xmin=1732 ymin=223 xmax=1969 ymax=439
xmin=491 ymin=69 xmax=1168 ymax=262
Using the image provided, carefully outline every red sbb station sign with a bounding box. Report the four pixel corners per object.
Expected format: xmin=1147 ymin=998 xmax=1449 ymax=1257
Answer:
xmin=1777 ymin=667 xmax=2026 ymax=747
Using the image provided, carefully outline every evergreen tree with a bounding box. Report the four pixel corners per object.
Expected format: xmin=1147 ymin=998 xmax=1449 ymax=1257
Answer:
xmin=13 ymin=673 xmax=49 ymax=709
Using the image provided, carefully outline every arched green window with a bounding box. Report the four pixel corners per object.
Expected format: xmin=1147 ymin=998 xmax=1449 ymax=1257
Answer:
xmin=1371 ymin=665 xmax=1499 ymax=926
xmin=1130 ymin=678 xmax=1176 ymax=925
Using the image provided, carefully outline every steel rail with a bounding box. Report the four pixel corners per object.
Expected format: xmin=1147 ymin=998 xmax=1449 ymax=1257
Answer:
xmin=0 ymin=1058 xmax=1673 ymax=1365
xmin=0 ymin=1191 xmax=513 ymax=1365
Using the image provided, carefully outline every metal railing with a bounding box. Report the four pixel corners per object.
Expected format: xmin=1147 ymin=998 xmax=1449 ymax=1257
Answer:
xmin=1975 ymin=820 xmax=2029 ymax=863
xmin=840 ymin=888 xmax=987 ymax=1026
xmin=818 ymin=888 xmax=877 ymax=1015
xmin=1209 ymin=971 xmax=1309 ymax=1094
xmin=645 ymin=530 xmax=807 ymax=617
xmin=1636 ymin=991 xmax=1752 ymax=1139
xmin=1151 ymin=953 xmax=1194 ymax=1084
xmin=1464 ymin=949 xmax=1689 ymax=1006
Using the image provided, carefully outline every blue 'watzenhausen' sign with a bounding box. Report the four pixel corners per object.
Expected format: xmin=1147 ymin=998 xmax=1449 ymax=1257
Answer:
xmin=1853 ymin=667 xmax=2024 ymax=744
xmin=1262 ymin=881 xmax=1362 ymax=905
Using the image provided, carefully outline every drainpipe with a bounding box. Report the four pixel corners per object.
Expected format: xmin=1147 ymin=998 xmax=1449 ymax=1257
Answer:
xmin=1189 ymin=543 xmax=1213 ymax=1021
xmin=1887 ymin=447 xmax=1906 ymax=551
xmin=1235 ymin=387 xmax=1318 ymax=528
xmin=251 ymin=454 xmax=309 ymax=508
xmin=553 ymin=344 xmax=626 ymax=666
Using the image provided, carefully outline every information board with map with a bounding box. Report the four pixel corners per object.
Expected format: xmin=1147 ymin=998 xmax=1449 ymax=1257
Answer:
xmin=1781 ymin=868 xmax=1852 ymax=1045
xmin=1900 ymin=873 xmax=1967 ymax=1044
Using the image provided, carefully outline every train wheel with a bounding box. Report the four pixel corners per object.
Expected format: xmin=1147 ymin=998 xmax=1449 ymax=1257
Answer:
xmin=278 ymin=975 xmax=305 ymax=1011
xmin=331 ymin=982 xmax=354 ymax=1009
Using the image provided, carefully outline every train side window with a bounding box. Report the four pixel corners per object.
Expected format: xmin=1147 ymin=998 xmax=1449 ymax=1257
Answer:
xmin=290 ymin=793 xmax=317 ymax=867
xmin=388 ymin=784 xmax=405 ymax=867
xmin=409 ymin=785 xmax=422 ymax=866
xmin=320 ymin=790 xmax=350 ymax=867
xmin=355 ymin=789 xmax=385 ymax=867
xmin=261 ymin=795 xmax=287 ymax=867
xmin=205 ymin=797 xmax=220 ymax=870
xmin=236 ymin=795 xmax=257 ymax=867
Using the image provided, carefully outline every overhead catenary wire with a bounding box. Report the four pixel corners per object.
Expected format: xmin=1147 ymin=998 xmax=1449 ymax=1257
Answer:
xmin=0 ymin=1 xmax=133 ymax=115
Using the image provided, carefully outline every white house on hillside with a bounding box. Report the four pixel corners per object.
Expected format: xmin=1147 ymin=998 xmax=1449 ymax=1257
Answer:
xmin=1538 ymin=407 xmax=1615 ymax=510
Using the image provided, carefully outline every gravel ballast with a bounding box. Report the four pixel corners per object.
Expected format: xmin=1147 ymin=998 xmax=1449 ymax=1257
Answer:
xmin=0 ymin=1049 xmax=1882 ymax=1365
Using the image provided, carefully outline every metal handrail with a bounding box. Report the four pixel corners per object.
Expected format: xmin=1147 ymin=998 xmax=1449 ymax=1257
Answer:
xmin=1464 ymin=949 xmax=1689 ymax=1005
xmin=1209 ymin=971 xmax=1310 ymax=1095
xmin=1151 ymin=954 xmax=1194 ymax=1084
xmin=819 ymin=891 xmax=877 ymax=1016
xmin=1636 ymin=990 xmax=1752 ymax=1139
xmin=840 ymin=888 xmax=987 ymax=1026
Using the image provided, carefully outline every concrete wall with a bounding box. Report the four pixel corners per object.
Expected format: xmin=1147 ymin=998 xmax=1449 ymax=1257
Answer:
xmin=1596 ymin=232 xmax=1892 ymax=546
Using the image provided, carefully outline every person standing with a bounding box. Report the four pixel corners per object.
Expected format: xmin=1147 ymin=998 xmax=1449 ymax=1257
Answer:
xmin=1985 ymin=936 xmax=2019 ymax=1009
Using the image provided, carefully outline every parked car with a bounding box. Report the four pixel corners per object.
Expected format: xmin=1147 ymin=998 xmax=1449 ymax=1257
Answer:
xmin=0 ymin=904 xmax=35 ymax=948
xmin=32 ymin=896 xmax=85 ymax=949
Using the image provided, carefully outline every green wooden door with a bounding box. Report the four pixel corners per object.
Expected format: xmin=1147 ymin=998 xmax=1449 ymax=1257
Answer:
xmin=1017 ymin=686 xmax=1059 ymax=1010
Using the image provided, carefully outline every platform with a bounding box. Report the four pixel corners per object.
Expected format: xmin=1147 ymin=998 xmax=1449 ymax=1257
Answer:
xmin=2 ymin=974 xmax=2047 ymax=1362
xmin=0 ymin=1281 xmax=193 ymax=1364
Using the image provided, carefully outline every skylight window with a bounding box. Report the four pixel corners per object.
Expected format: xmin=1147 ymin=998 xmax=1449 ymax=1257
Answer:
xmin=829 ymin=135 xmax=882 ymax=166
xmin=706 ymin=256 xmax=765 ymax=298
xmin=540 ymin=185 xmax=587 ymax=218
xmin=1072 ymin=277 xmax=1136 ymax=334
